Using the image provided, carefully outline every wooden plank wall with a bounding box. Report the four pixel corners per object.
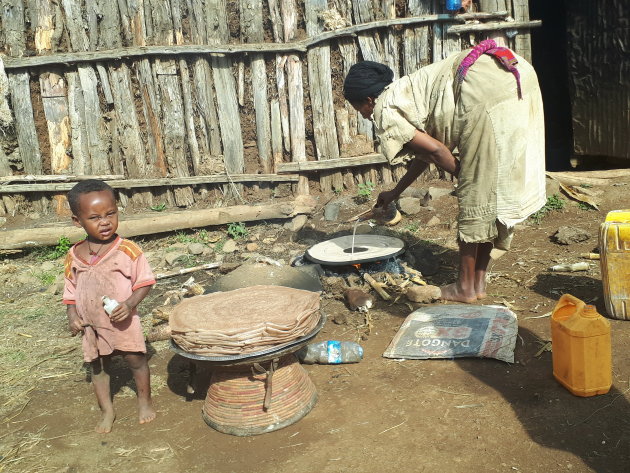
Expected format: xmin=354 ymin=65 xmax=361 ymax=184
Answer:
xmin=0 ymin=0 xmax=532 ymax=217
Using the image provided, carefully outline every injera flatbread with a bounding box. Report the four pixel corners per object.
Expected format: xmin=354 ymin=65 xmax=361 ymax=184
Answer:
xmin=170 ymin=285 xmax=321 ymax=356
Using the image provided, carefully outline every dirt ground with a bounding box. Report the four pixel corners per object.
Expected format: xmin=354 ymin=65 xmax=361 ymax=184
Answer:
xmin=1 ymin=177 xmax=629 ymax=473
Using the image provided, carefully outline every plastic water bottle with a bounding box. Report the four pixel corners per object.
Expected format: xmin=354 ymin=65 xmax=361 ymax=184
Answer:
xmin=296 ymin=341 xmax=363 ymax=364
xmin=445 ymin=0 xmax=461 ymax=11
xmin=102 ymin=296 xmax=120 ymax=316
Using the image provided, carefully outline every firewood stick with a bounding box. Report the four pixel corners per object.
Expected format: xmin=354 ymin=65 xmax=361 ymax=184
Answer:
xmin=363 ymin=273 xmax=391 ymax=301
xmin=155 ymin=262 xmax=220 ymax=280
xmin=401 ymin=262 xmax=424 ymax=278
xmin=345 ymin=206 xmax=374 ymax=223
xmin=580 ymin=253 xmax=600 ymax=260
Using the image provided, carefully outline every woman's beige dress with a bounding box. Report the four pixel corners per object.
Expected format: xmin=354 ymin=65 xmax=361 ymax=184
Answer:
xmin=372 ymin=49 xmax=546 ymax=249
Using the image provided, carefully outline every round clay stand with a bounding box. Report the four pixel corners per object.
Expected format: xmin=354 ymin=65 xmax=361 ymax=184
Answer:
xmin=305 ymin=234 xmax=405 ymax=266
xmin=170 ymin=315 xmax=325 ymax=436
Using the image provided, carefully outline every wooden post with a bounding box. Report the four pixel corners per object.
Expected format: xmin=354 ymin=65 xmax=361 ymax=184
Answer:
xmin=61 ymin=0 xmax=110 ymax=176
xmin=109 ymin=64 xmax=149 ymax=179
xmin=0 ymin=141 xmax=10 ymax=177
xmin=434 ymin=0 xmax=462 ymax=60
xmin=40 ymin=72 xmax=72 ymax=214
xmin=207 ymin=0 xmax=245 ymax=197
xmin=305 ymin=0 xmax=342 ymax=193
xmin=351 ymin=0 xmax=379 ymax=184
xmin=171 ymin=1 xmax=202 ymax=175
xmin=39 ymin=72 xmax=71 ymax=175
xmin=189 ymin=0 xmax=222 ymax=179
xmin=268 ymin=0 xmax=292 ymax=154
xmin=66 ymin=73 xmax=90 ymax=174
xmin=333 ymin=0 xmax=365 ymax=186
xmin=3 ymin=0 xmax=42 ymax=177
xmin=240 ymin=0 xmax=272 ymax=173
xmin=353 ymin=0 xmax=384 ymax=62
xmin=479 ymin=0 xmax=509 ymax=46
xmin=1 ymin=0 xmax=26 ymax=57
xmin=379 ymin=0 xmax=397 ymax=185
xmin=150 ymin=0 xmax=194 ymax=207
xmin=381 ymin=0 xmax=400 ymax=78
xmin=512 ymin=0 xmax=532 ymax=62
xmin=270 ymin=99 xmax=284 ymax=168
xmin=280 ymin=0 xmax=308 ymax=195
xmin=335 ymin=108 xmax=356 ymax=188
xmin=33 ymin=0 xmax=55 ymax=54
xmin=4 ymin=0 xmax=47 ymax=213
xmin=403 ymin=0 xmax=432 ymax=74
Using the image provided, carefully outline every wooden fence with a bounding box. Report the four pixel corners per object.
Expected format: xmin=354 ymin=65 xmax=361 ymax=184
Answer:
xmin=0 ymin=0 xmax=537 ymax=217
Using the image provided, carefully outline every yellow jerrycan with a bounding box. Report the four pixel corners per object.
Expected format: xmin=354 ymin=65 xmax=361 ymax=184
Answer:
xmin=551 ymin=294 xmax=612 ymax=397
xmin=600 ymin=210 xmax=630 ymax=319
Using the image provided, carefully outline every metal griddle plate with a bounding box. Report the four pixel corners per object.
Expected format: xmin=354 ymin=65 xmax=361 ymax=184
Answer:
xmin=169 ymin=312 xmax=327 ymax=366
xmin=305 ymin=234 xmax=405 ymax=266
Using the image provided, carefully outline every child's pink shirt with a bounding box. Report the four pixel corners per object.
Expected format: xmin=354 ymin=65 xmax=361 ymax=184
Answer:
xmin=63 ymin=236 xmax=156 ymax=362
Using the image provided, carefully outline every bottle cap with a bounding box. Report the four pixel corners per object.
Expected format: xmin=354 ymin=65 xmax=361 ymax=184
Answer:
xmin=582 ymin=305 xmax=598 ymax=318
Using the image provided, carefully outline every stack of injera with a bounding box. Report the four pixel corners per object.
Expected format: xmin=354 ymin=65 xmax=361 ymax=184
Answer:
xmin=170 ymin=285 xmax=321 ymax=356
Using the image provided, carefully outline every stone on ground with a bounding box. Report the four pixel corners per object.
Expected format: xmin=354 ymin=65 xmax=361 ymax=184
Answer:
xmin=553 ymin=226 xmax=591 ymax=245
xmin=324 ymin=201 xmax=342 ymax=221
xmin=188 ymin=243 xmax=206 ymax=255
xmin=426 ymin=216 xmax=441 ymax=227
xmin=398 ymin=197 xmax=423 ymax=216
xmin=222 ymin=239 xmax=237 ymax=253
xmin=406 ymin=285 xmax=441 ymax=303
xmin=285 ymin=214 xmax=308 ymax=232
xmin=165 ymin=252 xmax=187 ymax=266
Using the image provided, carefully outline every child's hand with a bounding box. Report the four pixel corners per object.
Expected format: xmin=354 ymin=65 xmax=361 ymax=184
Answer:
xmin=68 ymin=314 xmax=84 ymax=337
xmin=110 ymin=301 xmax=132 ymax=323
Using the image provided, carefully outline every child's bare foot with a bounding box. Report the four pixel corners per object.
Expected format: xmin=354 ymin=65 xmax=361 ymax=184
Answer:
xmin=139 ymin=400 xmax=156 ymax=424
xmin=95 ymin=410 xmax=116 ymax=433
xmin=440 ymin=283 xmax=477 ymax=303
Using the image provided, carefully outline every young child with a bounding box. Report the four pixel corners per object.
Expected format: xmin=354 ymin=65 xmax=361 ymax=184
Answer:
xmin=63 ymin=179 xmax=156 ymax=433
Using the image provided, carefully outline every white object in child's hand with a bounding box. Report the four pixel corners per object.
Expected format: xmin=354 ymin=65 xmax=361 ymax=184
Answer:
xmin=102 ymin=296 xmax=120 ymax=316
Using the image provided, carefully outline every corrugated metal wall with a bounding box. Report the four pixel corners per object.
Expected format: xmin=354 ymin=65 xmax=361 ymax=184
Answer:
xmin=566 ymin=0 xmax=630 ymax=159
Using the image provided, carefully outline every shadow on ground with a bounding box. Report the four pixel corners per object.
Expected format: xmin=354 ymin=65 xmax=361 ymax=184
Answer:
xmin=456 ymin=327 xmax=630 ymax=473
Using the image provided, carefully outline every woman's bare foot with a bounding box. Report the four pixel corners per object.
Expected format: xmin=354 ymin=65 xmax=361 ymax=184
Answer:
xmin=475 ymin=277 xmax=487 ymax=300
xmin=95 ymin=409 xmax=116 ymax=433
xmin=440 ymin=283 xmax=477 ymax=303
xmin=138 ymin=400 xmax=156 ymax=424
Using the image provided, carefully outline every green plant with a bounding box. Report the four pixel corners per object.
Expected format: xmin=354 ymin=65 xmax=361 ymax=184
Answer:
xmin=36 ymin=236 xmax=72 ymax=260
xmin=357 ymin=181 xmax=375 ymax=199
xmin=175 ymin=229 xmax=210 ymax=244
xmin=214 ymin=239 xmax=226 ymax=252
xmin=150 ymin=202 xmax=167 ymax=212
xmin=227 ymin=222 xmax=248 ymax=240
xmin=577 ymin=201 xmax=596 ymax=211
xmin=530 ymin=194 xmax=566 ymax=224
xmin=333 ymin=187 xmax=343 ymax=195
xmin=35 ymin=271 xmax=56 ymax=286
xmin=403 ymin=222 xmax=420 ymax=233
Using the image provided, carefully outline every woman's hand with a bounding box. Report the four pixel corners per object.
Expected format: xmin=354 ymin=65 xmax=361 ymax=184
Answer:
xmin=110 ymin=302 xmax=132 ymax=323
xmin=376 ymin=190 xmax=398 ymax=208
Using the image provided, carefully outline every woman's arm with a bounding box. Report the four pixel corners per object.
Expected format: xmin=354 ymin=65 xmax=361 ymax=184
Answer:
xmin=377 ymin=157 xmax=429 ymax=207
xmin=376 ymin=130 xmax=459 ymax=207
xmin=406 ymin=130 xmax=459 ymax=176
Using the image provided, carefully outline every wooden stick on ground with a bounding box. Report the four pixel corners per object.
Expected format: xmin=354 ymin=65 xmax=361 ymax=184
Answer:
xmin=363 ymin=273 xmax=391 ymax=301
xmin=155 ymin=262 xmax=221 ymax=280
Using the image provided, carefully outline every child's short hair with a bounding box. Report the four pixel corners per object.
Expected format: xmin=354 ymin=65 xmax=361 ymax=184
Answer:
xmin=67 ymin=180 xmax=116 ymax=215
